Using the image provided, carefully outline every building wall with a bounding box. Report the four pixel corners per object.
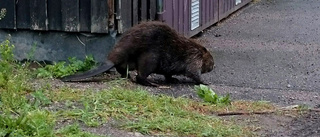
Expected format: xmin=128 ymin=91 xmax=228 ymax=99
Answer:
xmin=0 ymin=0 xmax=251 ymax=62
xmin=162 ymin=0 xmax=252 ymax=37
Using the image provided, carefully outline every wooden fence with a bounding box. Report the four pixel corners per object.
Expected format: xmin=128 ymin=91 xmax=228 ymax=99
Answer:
xmin=162 ymin=0 xmax=251 ymax=37
xmin=0 ymin=0 xmax=251 ymax=37
xmin=0 ymin=0 xmax=156 ymax=33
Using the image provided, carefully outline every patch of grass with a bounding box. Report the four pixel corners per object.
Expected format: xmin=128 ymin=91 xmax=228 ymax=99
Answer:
xmin=56 ymin=123 xmax=105 ymax=137
xmin=42 ymin=83 xmax=276 ymax=136
xmin=54 ymin=87 xmax=253 ymax=136
xmin=0 ymin=40 xmax=104 ymax=137
xmin=0 ymin=39 xmax=278 ymax=137
xmin=0 ymin=110 xmax=55 ymax=137
xmin=0 ymin=39 xmax=32 ymax=112
xmin=49 ymin=87 xmax=87 ymax=102
xmin=31 ymin=89 xmax=52 ymax=107
xmin=0 ymin=40 xmax=56 ymax=137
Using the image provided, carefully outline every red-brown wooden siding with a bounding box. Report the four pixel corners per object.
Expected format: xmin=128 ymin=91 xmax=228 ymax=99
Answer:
xmin=0 ymin=0 xmax=251 ymax=37
xmin=163 ymin=0 xmax=251 ymax=37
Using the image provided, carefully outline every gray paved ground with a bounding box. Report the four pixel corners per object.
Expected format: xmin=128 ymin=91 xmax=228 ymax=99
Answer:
xmin=195 ymin=0 xmax=320 ymax=108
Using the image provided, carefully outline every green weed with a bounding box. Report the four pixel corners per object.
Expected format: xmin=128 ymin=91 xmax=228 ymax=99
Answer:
xmin=31 ymin=90 xmax=52 ymax=108
xmin=0 ymin=40 xmax=56 ymax=137
xmin=36 ymin=55 xmax=97 ymax=78
xmin=0 ymin=40 xmax=31 ymax=112
xmin=195 ymin=84 xmax=231 ymax=105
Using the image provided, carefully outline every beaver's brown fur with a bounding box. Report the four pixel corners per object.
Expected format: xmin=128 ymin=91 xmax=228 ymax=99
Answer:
xmin=62 ymin=21 xmax=214 ymax=86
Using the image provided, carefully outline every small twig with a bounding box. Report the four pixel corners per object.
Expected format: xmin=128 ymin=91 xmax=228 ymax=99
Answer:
xmin=287 ymin=108 xmax=320 ymax=112
xmin=217 ymin=108 xmax=320 ymax=116
xmin=310 ymin=109 xmax=320 ymax=112
xmin=217 ymin=111 xmax=274 ymax=116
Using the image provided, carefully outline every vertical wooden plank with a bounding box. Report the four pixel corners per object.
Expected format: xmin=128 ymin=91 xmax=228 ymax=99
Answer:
xmin=30 ymin=0 xmax=47 ymax=30
xmin=214 ymin=0 xmax=219 ymax=22
xmin=48 ymin=0 xmax=62 ymax=30
xmin=91 ymin=0 xmax=108 ymax=33
xmin=0 ymin=0 xmax=15 ymax=29
xmin=206 ymin=0 xmax=211 ymax=24
xmin=120 ymin=0 xmax=132 ymax=31
xmin=149 ymin=0 xmax=156 ymax=20
xmin=201 ymin=0 xmax=205 ymax=27
xmin=173 ymin=0 xmax=179 ymax=31
xmin=80 ymin=0 xmax=91 ymax=32
xmin=132 ymin=0 xmax=139 ymax=25
xmin=61 ymin=0 xmax=80 ymax=32
xmin=218 ymin=0 xmax=223 ymax=20
xmin=107 ymin=0 xmax=115 ymax=29
xmin=140 ymin=0 xmax=148 ymax=21
xmin=231 ymin=0 xmax=235 ymax=10
xmin=203 ymin=0 xmax=207 ymax=23
xmin=224 ymin=0 xmax=227 ymax=13
xmin=183 ymin=0 xmax=189 ymax=36
xmin=178 ymin=0 xmax=183 ymax=33
xmin=209 ymin=0 xmax=213 ymax=22
xmin=212 ymin=0 xmax=215 ymax=20
xmin=163 ymin=0 xmax=173 ymax=27
xmin=16 ymin=0 xmax=30 ymax=29
xmin=226 ymin=0 xmax=228 ymax=12
xmin=227 ymin=0 xmax=230 ymax=12
xmin=226 ymin=0 xmax=229 ymax=12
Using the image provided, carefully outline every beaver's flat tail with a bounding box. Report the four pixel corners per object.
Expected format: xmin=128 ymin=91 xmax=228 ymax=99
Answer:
xmin=61 ymin=60 xmax=114 ymax=82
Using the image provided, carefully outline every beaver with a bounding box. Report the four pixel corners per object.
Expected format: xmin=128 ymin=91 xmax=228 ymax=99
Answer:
xmin=61 ymin=21 xmax=214 ymax=86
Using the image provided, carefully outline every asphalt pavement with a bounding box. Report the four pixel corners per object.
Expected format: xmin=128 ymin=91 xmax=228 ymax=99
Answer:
xmin=195 ymin=0 xmax=320 ymax=107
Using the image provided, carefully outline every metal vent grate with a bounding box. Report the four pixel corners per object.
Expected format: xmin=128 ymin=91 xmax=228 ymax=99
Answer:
xmin=191 ymin=0 xmax=200 ymax=30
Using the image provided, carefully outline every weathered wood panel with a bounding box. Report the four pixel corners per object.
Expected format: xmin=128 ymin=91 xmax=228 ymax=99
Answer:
xmin=140 ymin=0 xmax=148 ymax=21
xmin=213 ymin=0 xmax=219 ymax=22
xmin=149 ymin=0 xmax=157 ymax=21
xmin=116 ymin=0 xmax=132 ymax=33
xmin=62 ymin=0 xmax=80 ymax=32
xmin=201 ymin=0 xmax=206 ymax=26
xmin=163 ymin=0 xmax=173 ymax=27
xmin=183 ymin=0 xmax=189 ymax=36
xmin=162 ymin=0 xmax=251 ymax=37
xmin=0 ymin=0 xmax=252 ymax=37
xmin=132 ymin=0 xmax=139 ymax=25
xmin=121 ymin=0 xmax=132 ymax=32
xmin=107 ymin=0 xmax=115 ymax=29
xmin=16 ymin=0 xmax=30 ymax=29
xmin=80 ymin=0 xmax=91 ymax=32
xmin=172 ymin=0 xmax=179 ymax=31
xmin=177 ymin=0 xmax=182 ymax=33
xmin=0 ymin=0 xmax=15 ymax=29
xmin=91 ymin=0 xmax=108 ymax=33
xmin=47 ymin=0 xmax=62 ymax=30
xmin=30 ymin=0 xmax=47 ymax=30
